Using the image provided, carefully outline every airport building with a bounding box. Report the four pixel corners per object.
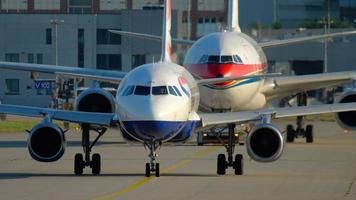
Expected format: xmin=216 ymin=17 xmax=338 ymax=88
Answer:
xmin=1 ymin=0 xmax=356 ymax=107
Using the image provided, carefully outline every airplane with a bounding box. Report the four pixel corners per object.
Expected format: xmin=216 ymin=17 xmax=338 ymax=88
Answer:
xmin=1 ymin=0 xmax=356 ymax=177
xmin=109 ymin=0 xmax=356 ymax=160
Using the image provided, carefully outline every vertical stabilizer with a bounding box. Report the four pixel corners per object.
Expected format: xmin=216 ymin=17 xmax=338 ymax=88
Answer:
xmin=160 ymin=0 xmax=172 ymax=62
xmin=227 ymin=0 xmax=241 ymax=32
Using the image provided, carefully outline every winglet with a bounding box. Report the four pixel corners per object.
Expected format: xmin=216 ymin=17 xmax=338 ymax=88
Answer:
xmin=160 ymin=0 xmax=172 ymax=62
xmin=228 ymin=0 xmax=241 ymax=32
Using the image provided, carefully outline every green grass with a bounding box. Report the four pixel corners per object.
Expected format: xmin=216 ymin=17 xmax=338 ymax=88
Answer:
xmin=0 ymin=118 xmax=76 ymax=133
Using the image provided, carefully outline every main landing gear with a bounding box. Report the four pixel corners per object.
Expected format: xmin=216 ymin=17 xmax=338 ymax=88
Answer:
xmin=74 ymin=124 xmax=107 ymax=175
xmin=286 ymin=93 xmax=314 ymax=143
xmin=144 ymin=141 xmax=161 ymax=177
xmin=214 ymin=124 xmax=243 ymax=175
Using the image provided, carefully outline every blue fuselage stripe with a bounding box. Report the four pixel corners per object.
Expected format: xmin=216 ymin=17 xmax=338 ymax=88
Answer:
xmin=121 ymin=120 xmax=198 ymax=142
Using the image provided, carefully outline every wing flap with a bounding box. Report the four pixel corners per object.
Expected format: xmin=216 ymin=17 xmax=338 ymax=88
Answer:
xmin=0 ymin=104 xmax=115 ymax=126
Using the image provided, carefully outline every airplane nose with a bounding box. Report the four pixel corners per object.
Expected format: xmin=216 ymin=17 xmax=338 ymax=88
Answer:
xmin=119 ymin=97 xmax=187 ymax=141
xmin=208 ymin=64 xmax=234 ymax=86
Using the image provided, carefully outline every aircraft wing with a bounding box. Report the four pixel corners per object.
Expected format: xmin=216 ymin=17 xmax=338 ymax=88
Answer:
xmin=259 ymin=30 xmax=356 ymax=48
xmin=0 ymin=61 xmax=126 ymax=83
xmin=262 ymin=71 xmax=356 ymax=100
xmin=109 ymin=30 xmax=195 ymax=45
xmin=199 ymin=102 xmax=356 ymax=127
xmin=0 ymin=104 xmax=115 ymax=126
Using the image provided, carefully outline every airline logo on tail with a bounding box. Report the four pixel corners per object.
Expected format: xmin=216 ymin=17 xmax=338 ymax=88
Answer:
xmin=161 ymin=0 xmax=172 ymax=62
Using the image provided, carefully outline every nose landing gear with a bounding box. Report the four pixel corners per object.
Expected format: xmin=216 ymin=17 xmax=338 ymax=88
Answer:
xmin=144 ymin=141 xmax=161 ymax=177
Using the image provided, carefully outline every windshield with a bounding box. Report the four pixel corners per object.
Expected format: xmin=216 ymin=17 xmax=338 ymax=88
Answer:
xmin=152 ymin=86 xmax=168 ymax=95
xmin=134 ymin=86 xmax=150 ymax=96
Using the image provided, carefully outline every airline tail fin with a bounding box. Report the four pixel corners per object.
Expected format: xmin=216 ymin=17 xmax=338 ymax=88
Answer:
xmin=227 ymin=0 xmax=241 ymax=32
xmin=160 ymin=0 xmax=172 ymax=62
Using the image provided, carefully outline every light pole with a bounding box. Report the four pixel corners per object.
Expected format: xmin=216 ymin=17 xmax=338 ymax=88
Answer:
xmin=50 ymin=19 xmax=64 ymax=66
xmin=49 ymin=19 xmax=64 ymax=109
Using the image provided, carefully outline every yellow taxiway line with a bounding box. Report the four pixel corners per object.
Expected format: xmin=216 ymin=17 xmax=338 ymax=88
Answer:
xmin=93 ymin=146 xmax=220 ymax=200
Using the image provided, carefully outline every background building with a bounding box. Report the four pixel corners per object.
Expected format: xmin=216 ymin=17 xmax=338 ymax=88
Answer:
xmin=1 ymin=0 xmax=356 ymax=107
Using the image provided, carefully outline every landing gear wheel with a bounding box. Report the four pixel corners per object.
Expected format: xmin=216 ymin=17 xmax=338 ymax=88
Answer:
xmin=306 ymin=125 xmax=314 ymax=143
xmin=217 ymin=154 xmax=227 ymax=175
xmin=74 ymin=153 xmax=84 ymax=175
xmin=234 ymin=154 xmax=243 ymax=175
xmin=197 ymin=132 xmax=204 ymax=146
xmin=91 ymin=153 xmax=101 ymax=175
xmin=286 ymin=125 xmax=295 ymax=143
xmin=145 ymin=163 xmax=151 ymax=177
xmin=155 ymin=163 xmax=160 ymax=177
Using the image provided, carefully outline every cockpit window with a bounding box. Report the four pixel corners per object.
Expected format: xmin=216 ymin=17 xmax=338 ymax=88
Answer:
xmin=207 ymin=55 xmax=220 ymax=64
xmin=233 ymin=55 xmax=243 ymax=64
xmin=198 ymin=55 xmax=208 ymax=64
xmin=221 ymin=56 xmax=233 ymax=63
xmin=152 ymin=86 xmax=168 ymax=95
xmin=172 ymin=86 xmax=182 ymax=96
xmin=121 ymin=85 xmax=135 ymax=96
xmin=198 ymin=54 xmax=243 ymax=64
xmin=168 ymin=86 xmax=178 ymax=96
xmin=134 ymin=86 xmax=150 ymax=96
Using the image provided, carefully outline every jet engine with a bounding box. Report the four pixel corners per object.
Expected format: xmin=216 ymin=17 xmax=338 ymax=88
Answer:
xmin=28 ymin=122 xmax=66 ymax=162
xmin=75 ymin=88 xmax=116 ymax=113
xmin=246 ymin=123 xmax=284 ymax=162
xmin=335 ymin=91 xmax=356 ymax=130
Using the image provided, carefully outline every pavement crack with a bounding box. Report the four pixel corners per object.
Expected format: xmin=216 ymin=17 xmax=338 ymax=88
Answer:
xmin=344 ymin=176 xmax=356 ymax=197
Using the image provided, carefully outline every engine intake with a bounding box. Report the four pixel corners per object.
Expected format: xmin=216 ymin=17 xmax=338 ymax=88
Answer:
xmin=76 ymin=88 xmax=116 ymax=113
xmin=336 ymin=91 xmax=356 ymax=130
xmin=246 ymin=123 xmax=284 ymax=162
xmin=28 ymin=122 xmax=66 ymax=162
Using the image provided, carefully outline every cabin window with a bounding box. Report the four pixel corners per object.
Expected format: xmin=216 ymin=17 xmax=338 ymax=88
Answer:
xmin=152 ymin=86 xmax=168 ymax=95
xmin=134 ymin=86 xmax=150 ymax=96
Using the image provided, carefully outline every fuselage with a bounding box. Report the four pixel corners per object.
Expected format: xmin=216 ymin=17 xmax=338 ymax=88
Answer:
xmin=184 ymin=31 xmax=268 ymax=112
xmin=115 ymin=62 xmax=200 ymax=143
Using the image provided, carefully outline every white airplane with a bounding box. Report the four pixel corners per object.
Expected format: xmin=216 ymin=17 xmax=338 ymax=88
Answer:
xmin=1 ymin=0 xmax=356 ymax=177
xmin=110 ymin=0 xmax=356 ymax=169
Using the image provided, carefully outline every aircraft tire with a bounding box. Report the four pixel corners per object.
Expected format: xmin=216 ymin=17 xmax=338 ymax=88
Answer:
xmin=234 ymin=154 xmax=243 ymax=175
xmin=306 ymin=125 xmax=314 ymax=143
xmin=286 ymin=125 xmax=295 ymax=143
xmin=155 ymin=163 xmax=160 ymax=177
xmin=217 ymin=154 xmax=227 ymax=175
xmin=145 ymin=163 xmax=151 ymax=177
xmin=74 ymin=153 xmax=84 ymax=175
xmin=91 ymin=153 xmax=101 ymax=175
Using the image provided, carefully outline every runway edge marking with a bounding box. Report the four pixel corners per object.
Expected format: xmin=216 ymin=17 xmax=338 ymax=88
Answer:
xmin=92 ymin=146 xmax=220 ymax=200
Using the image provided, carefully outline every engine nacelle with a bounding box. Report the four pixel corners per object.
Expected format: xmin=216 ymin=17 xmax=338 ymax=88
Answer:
xmin=28 ymin=122 xmax=66 ymax=162
xmin=246 ymin=123 xmax=284 ymax=162
xmin=75 ymin=88 xmax=116 ymax=113
xmin=335 ymin=91 xmax=356 ymax=130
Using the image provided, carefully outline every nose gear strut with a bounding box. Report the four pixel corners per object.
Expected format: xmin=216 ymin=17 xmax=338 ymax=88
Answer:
xmin=144 ymin=141 xmax=161 ymax=177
